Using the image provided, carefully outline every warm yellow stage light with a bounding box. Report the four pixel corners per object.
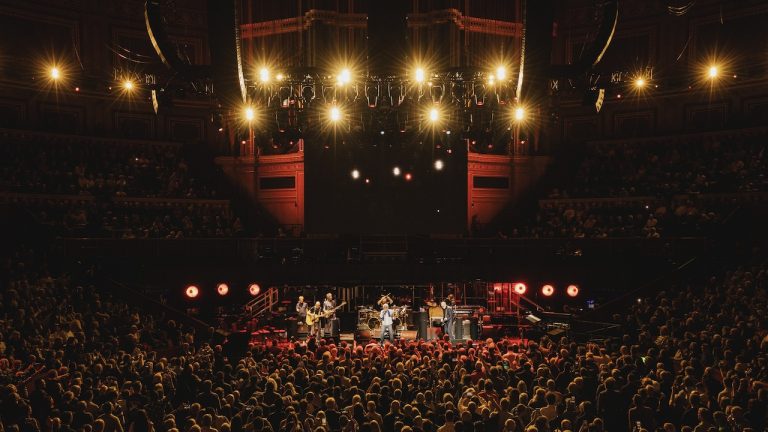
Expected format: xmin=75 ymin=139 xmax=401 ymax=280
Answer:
xmin=429 ymin=108 xmax=439 ymax=122
xmin=496 ymin=66 xmax=507 ymax=80
xmin=514 ymin=107 xmax=525 ymax=121
xmin=338 ymin=68 xmax=351 ymax=85
xmin=244 ymin=107 xmax=255 ymax=121
xmin=415 ymin=68 xmax=425 ymax=83
xmin=708 ymin=65 xmax=718 ymax=79
xmin=330 ymin=106 xmax=341 ymax=122
xmin=50 ymin=67 xmax=61 ymax=80
xmin=123 ymin=80 xmax=134 ymax=91
xmin=434 ymin=159 xmax=444 ymax=171
xmin=635 ymin=77 xmax=645 ymax=88
xmin=259 ymin=67 xmax=270 ymax=83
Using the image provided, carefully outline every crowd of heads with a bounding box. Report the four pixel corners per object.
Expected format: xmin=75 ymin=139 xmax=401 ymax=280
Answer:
xmin=0 ymin=135 xmax=215 ymax=199
xmin=0 ymin=133 xmax=243 ymax=238
xmin=505 ymin=200 xmax=723 ymax=239
xmin=547 ymin=132 xmax=768 ymax=199
xmin=500 ymin=131 xmax=767 ymax=239
xmin=1 ymin=246 xmax=767 ymax=432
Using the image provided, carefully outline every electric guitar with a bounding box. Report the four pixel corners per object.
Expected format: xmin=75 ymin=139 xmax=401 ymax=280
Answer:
xmin=306 ymin=302 xmax=347 ymax=326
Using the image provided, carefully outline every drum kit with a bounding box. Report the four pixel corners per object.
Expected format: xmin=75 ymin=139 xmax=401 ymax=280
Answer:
xmin=357 ymin=305 xmax=410 ymax=332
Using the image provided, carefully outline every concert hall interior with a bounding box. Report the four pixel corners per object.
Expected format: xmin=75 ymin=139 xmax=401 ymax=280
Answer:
xmin=2 ymin=1 xmax=768 ymax=432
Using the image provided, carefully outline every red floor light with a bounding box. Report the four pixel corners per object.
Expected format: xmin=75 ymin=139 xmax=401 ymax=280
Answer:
xmin=541 ymin=284 xmax=555 ymax=297
xmin=185 ymin=285 xmax=199 ymax=299
xmin=248 ymin=283 xmax=261 ymax=296
xmin=513 ymin=282 xmax=527 ymax=295
xmin=567 ymin=284 xmax=579 ymax=297
xmin=217 ymin=283 xmax=229 ymax=296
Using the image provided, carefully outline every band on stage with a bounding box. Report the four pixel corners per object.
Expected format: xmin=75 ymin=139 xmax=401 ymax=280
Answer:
xmin=298 ymin=291 xmax=457 ymax=343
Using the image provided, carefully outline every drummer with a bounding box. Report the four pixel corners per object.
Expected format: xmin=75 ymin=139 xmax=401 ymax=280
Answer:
xmin=376 ymin=293 xmax=393 ymax=307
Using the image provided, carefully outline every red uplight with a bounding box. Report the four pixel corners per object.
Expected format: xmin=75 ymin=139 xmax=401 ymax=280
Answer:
xmin=567 ymin=284 xmax=579 ymax=297
xmin=493 ymin=283 xmax=503 ymax=292
xmin=541 ymin=284 xmax=555 ymax=297
xmin=185 ymin=285 xmax=199 ymax=299
xmin=405 ymin=173 xmax=413 ymax=181
xmin=248 ymin=283 xmax=261 ymax=296
xmin=217 ymin=283 xmax=229 ymax=296
xmin=513 ymin=283 xmax=527 ymax=295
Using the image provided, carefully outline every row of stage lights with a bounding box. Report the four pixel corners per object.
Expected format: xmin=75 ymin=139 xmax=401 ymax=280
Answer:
xmin=42 ymin=60 xmax=733 ymax=126
xmin=185 ymin=283 xmax=260 ymax=299
xmin=241 ymin=99 xmax=527 ymax=129
xmin=241 ymin=64 xmax=528 ymax=127
xmin=501 ymin=282 xmax=580 ymax=298
xmin=619 ymin=64 xmax=731 ymax=97
xmin=47 ymin=65 xmax=137 ymax=94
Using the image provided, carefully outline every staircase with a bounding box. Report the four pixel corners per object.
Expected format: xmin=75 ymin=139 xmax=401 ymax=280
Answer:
xmin=244 ymin=286 xmax=279 ymax=319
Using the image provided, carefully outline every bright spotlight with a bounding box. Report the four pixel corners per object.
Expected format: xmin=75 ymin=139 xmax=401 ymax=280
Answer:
xmin=244 ymin=107 xmax=255 ymax=122
xmin=708 ymin=65 xmax=718 ymax=79
xmin=276 ymin=73 xmax=284 ymax=81
xmin=351 ymin=169 xmax=360 ymax=180
xmin=217 ymin=283 xmax=229 ymax=296
xmin=566 ymin=284 xmax=579 ymax=297
xmin=50 ymin=66 xmax=61 ymax=80
xmin=429 ymin=108 xmax=439 ymax=122
xmin=415 ymin=67 xmax=425 ymax=83
xmin=393 ymin=166 xmax=401 ymax=177
xmin=330 ymin=106 xmax=341 ymax=122
xmin=487 ymin=74 xmax=496 ymax=86
xmin=185 ymin=285 xmax=199 ymax=299
xmin=122 ymin=79 xmax=134 ymax=91
xmin=514 ymin=107 xmax=525 ymax=122
xmin=513 ymin=283 xmax=527 ymax=295
xmin=338 ymin=68 xmax=351 ymax=85
xmin=541 ymin=284 xmax=555 ymax=297
xmin=434 ymin=159 xmax=444 ymax=171
xmin=259 ymin=67 xmax=270 ymax=83
xmin=496 ymin=66 xmax=507 ymax=80
xmin=248 ymin=283 xmax=261 ymax=296
xmin=635 ymin=77 xmax=645 ymax=88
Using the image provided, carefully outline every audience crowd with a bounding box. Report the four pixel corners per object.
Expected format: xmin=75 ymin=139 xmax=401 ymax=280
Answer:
xmin=0 ymin=136 xmax=216 ymax=199
xmin=500 ymin=131 xmax=768 ymax=239
xmin=547 ymin=133 xmax=768 ymax=199
xmin=0 ymin=133 xmax=243 ymax=238
xmin=1 ymin=247 xmax=766 ymax=432
xmin=506 ymin=200 xmax=723 ymax=239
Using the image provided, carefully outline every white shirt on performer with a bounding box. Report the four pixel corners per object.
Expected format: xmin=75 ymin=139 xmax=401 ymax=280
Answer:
xmin=380 ymin=308 xmax=394 ymax=326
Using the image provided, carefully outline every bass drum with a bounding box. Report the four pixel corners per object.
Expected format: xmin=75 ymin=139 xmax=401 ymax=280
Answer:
xmin=367 ymin=317 xmax=381 ymax=329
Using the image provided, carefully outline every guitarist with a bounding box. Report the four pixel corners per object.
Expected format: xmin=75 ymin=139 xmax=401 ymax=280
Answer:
xmin=307 ymin=301 xmax=323 ymax=342
xmin=322 ymin=292 xmax=336 ymax=335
